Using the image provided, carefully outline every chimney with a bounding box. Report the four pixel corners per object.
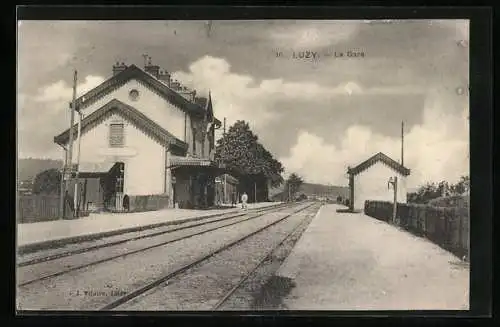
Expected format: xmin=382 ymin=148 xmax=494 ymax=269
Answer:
xmin=170 ymin=80 xmax=181 ymax=90
xmin=195 ymin=96 xmax=208 ymax=108
xmin=179 ymin=89 xmax=196 ymax=102
xmin=144 ymin=64 xmax=160 ymax=79
xmin=159 ymin=70 xmax=171 ymax=87
xmin=180 ymin=89 xmax=196 ymax=102
xmin=112 ymin=62 xmax=128 ymax=76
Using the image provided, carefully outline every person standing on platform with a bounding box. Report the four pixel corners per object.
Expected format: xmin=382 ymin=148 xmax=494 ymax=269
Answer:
xmin=241 ymin=192 xmax=248 ymax=210
xmin=122 ymin=194 xmax=130 ymax=212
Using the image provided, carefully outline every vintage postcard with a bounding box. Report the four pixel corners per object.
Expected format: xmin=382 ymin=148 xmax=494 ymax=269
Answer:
xmin=17 ymin=19 xmax=470 ymax=312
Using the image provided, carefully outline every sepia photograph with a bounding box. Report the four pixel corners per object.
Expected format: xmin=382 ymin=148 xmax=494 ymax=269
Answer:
xmin=17 ymin=18 xmax=470 ymax=312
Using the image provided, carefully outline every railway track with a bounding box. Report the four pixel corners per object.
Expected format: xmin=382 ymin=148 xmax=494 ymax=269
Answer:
xmin=17 ymin=202 xmax=318 ymax=311
xmin=212 ymin=208 xmax=317 ymax=311
xmin=18 ymin=203 xmax=289 ymax=267
xmin=17 ymin=202 xmax=302 ymax=287
xmin=99 ymin=202 xmax=319 ymax=311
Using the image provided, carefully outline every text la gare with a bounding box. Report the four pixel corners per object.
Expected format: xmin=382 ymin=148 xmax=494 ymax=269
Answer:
xmin=334 ymin=50 xmax=365 ymax=58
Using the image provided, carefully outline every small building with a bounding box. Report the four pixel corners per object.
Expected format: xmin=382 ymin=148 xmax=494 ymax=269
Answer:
xmin=53 ymin=60 xmax=226 ymax=213
xmin=347 ymin=152 xmax=411 ymax=211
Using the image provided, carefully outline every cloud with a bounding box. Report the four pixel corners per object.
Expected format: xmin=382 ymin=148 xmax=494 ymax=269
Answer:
xmin=34 ymin=75 xmax=105 ymax=103
xmin=173 ymin=56 xmax=426 ymax=132
xmin=17 ymin=54 xmax=467 ymax=190
xmin=172 ymin=55 xmax=470 ymax=189
xmin=280 ymin=90 xmax=469 ymax=188
xmin=17 ymin=74 xmax=106 ymax=158
xmin=172 ymin=56 xmax=277 ymax=132
xmin=16 ymin=20 xmax=469 ymax=171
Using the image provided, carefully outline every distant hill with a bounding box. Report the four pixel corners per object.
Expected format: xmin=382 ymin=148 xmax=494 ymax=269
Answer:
xmin=299 ymin=183 xmax=350 ymax=198
xmin=17 ymin=158 xmax=63 ymax=182
xmin=269 ymin=185 xmax=285 ymax=197
xmin=270 ymin=182 xmax=349 ymax=201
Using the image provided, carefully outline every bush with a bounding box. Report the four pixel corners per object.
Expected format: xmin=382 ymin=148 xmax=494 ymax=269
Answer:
xmin=33 ymin=168 xmax=61 ymax=195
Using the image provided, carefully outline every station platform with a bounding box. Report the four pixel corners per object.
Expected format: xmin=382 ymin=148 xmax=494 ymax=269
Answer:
xmin=17 ymin=202 xmax=282 ymax=253
xmin=275 ymin=204 xmax=469 ymax=310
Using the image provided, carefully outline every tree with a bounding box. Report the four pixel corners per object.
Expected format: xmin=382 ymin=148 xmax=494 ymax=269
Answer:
xmin=285 ymin=173 xmax=304 ymax=201
xmin=33 ymin=168 xmax=61 ymax=195
xmin=407 ymin=182 xmax=439 ymax=204
xmin=215 ymin=120 xmax=285 ymax=201
xmin=407 ymin=175 xmax=470 ymax=204
xmin=451 ymin=175 xmax=469 ymax=195
xmin=437 ymin=181 xmax=450 ymax=197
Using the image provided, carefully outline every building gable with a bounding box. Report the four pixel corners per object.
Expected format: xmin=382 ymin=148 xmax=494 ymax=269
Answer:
xmin=71 ymin=64 xmax=221 ymax=126
xmin=54 ymin=99 xmax=188 ymax=154
xmin=82 ymin=79 xmax=187 ymax=140
xmin=348 ymin=152 xmax=410 ymax=177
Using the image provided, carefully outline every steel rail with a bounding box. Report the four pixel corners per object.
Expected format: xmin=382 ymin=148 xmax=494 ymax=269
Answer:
xmin=99 ymin=202 xmax=316 ymax=311
xmin=211 ymin=204 xmax=318 ymax=310
xmin=18 ymin=203 xmax=289 ymax=267
xmin=18 ymin=203 xmax=305 ymax=287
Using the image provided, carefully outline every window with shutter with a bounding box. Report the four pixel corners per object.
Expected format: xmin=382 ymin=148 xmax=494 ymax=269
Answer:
xmin=192 ymin=127 xmax=197 ymax=155
xmin=109 ymin=123 xmax=125 ymax=147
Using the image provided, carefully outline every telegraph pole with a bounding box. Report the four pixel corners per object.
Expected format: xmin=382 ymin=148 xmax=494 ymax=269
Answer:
xmin=58 ymin=148 xmax=67 ymax=219
xmin=401 ymin=121 xmax=404 ymax=166
xmin=223 ymin=117 xmax=227 ymax=204
xmin=393 ymin=176 xmax=398 ymax=223
xmin=63 ymin=70 xmax=77 ymax=219
xmin=74 ymin=109 xmax=83 ymax=216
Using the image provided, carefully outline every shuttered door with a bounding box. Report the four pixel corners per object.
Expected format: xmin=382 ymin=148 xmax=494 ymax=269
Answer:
xmin=109 ymin=123 xmax=124 ymax=147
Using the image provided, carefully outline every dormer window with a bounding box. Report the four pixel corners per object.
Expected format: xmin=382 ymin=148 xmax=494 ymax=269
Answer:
xmin=109 ymin=123 xmax=125 ymax=147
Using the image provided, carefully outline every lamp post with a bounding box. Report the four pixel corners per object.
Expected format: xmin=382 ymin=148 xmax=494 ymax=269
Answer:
xmin=388 ymin=176 xmax=398 ymax=224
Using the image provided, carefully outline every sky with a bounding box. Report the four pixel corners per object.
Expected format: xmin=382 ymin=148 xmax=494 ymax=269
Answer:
xmin=17 ymin=20 xmax=469 ymax=189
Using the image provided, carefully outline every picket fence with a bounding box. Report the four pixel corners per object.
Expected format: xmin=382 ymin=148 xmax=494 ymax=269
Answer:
xmin=17 ymin=194 xmax=61 ymax=223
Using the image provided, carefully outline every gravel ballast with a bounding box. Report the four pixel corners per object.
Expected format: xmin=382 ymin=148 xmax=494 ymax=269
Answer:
xmin=17 ymin=203 xmax=312 ymax=310
xmin=18 ymin=212 xmax=271 ymax=286
xmin=115 ymin=205 xmax=319 ymax=311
